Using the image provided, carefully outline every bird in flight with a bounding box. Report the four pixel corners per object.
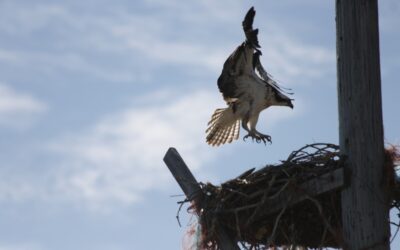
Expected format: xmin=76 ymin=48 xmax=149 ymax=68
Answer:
xmin=206 ymin=7 xmax=293 ymax=146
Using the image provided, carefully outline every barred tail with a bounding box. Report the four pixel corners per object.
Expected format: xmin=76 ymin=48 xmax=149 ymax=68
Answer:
xmin=206 ymin=108 xmax=240 ymax=146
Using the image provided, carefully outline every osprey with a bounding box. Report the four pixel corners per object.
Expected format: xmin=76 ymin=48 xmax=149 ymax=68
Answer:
xmin=206 ymin=7 xmax=293 ymax=146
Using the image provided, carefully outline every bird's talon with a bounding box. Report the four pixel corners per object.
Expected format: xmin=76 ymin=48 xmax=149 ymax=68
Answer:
xmin=243 ymin=133 xmax=272 ymax=145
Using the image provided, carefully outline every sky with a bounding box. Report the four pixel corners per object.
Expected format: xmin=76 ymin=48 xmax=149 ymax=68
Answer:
xmin=0 ymin=0 xmax=399 ymax=249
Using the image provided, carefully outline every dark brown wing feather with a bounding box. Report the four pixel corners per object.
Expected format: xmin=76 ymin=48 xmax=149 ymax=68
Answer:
xmin=217 ymin=44 xmax=246 ymax=100
xmin=242 ymin=7 xmax=260 ymax=49
xmin=217 ymin=7 xmax=260 ymax=101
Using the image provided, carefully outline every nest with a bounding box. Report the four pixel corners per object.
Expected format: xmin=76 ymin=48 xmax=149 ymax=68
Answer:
xmin=188 ymin=143 xmax=400 ymax=250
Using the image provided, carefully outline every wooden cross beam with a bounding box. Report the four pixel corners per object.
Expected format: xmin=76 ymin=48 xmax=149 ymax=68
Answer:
xmin=263 ymin=167 xmax=345 ymax=215
xmin=163 ymin=147 xmax=241 ymax=250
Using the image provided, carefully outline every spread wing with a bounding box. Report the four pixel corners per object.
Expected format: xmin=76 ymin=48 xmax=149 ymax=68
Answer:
xmin=217 ymin=7 xmax=292 ymax=103
xmin=217 ymin=7 xmax=260 ymax=102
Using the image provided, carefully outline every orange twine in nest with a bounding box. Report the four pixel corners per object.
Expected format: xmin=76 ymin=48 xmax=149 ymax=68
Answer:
xmin=385 ymin=144 xmax=400 ymax=189
xmin=182 ymin=215 xmax=203 ymax=250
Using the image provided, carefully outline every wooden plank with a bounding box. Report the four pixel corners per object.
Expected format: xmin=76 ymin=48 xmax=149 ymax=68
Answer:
xmin=163 ymin=147 xmax=240 ymax=250
xmin=300 ymin=167 xmax=345 ymax=195
xmin=163 ymin=147 xmax=202 ymax=202
xmin=264 ymin=168 xmax=344 ymax=215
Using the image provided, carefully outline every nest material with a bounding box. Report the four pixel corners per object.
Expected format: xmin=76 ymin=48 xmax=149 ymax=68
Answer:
xmin=193 ymin=143 xmax=400 ymax=250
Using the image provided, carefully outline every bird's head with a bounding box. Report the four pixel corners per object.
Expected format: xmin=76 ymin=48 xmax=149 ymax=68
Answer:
xmin=274 ymin=91 xmax=294 ymax=109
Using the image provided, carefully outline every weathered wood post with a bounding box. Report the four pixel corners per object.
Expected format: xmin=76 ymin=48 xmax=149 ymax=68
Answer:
xmin=336 ymin=0 xmax=390 ymax=249
xmin=164 ymin=147 xmax=240 ymax=250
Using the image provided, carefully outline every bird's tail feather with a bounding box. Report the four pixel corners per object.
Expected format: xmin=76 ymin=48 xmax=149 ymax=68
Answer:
xmin=206 ymin=108 xmax=240 ymax=146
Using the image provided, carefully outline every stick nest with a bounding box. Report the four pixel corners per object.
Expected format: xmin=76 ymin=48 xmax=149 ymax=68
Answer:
xmin=191 ymin=143 xmax=400 ymax=249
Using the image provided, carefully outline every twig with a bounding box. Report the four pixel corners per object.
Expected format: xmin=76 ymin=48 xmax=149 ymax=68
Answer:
xmin=176 ymin=199 xmax=189 ymax=227
xmin=247 ymin=175 xmax=277 ymax=226
xmin=267 ymin=204 xmax=288 ymax=246
xmin=268 ymin=180 xmax=291 ymax=200
xmin=224 ymin=187 xmax=251 ymax=198
xmin=227 ymin=203 xmax=259 ymax=213
xmin=306 ymin=195 xmax=338 ymax=244
xmin=235 ymin=211 xmax=242 ymax=239
xmin=391 ymin=223 xmax=400 ymax=243
xmin=318 ymin=217 xmax=329 ymax=248
xmin=170 ymin=194 xmax=185 ymax=197
xmin=391 ymin=206 xmax=400 ymax=243
xmin=249 ymin=179 xmax=290 ymax=199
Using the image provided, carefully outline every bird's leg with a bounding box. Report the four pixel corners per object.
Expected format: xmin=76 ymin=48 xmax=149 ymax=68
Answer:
xmin=241 ymin=118 xmax=253 ymax=142
xmin=242 ymin=113 xmax=271 ymax=144
xmin=242 ymin=116 xmax=258 ymax=142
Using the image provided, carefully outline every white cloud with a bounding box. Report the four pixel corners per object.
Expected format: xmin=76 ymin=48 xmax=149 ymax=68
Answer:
xmin=0 ymin=243 xmax=43 ymax=250
xmin=260 ymin=99 xmax=303 ymax=130
xmin=0 ymin=1 xmax=334 ymax=84
xmin=47 ymin=89 xmax=222 ymax=209
xmin=107 ymin=6 xmax=335 ymax=79
xmin=0 ymin=0 xmax=321 ymax=210
xmin=380 ymin=0 xmax=400 ymax=33
xmin=0 ymin=2 xmax=66 ymax=34
xmin=46 ymin=88 xmax=298 ymax=210
xmin=258 ymin=29 xmax=335 ymax=85
xmin=0 ymin=49 xmax=19 ymax=63
xmin=0 ymin=85 xmax=298 ymax=210
xmin=0 ymin=178 xmax=40 ymax=202
xmin=0 ymin=83 xmax=47 ymax=127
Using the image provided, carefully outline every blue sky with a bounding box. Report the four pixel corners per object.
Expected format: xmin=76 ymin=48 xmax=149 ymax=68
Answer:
xmin=0 ymin=0 xmax=399 ymax=249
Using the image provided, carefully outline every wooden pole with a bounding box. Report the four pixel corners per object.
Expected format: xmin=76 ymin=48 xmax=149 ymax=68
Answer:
xmin=163 ymin=148 xmax=240 ymax=250
xmin=336 ymin=0 xmax=390 ymax=249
